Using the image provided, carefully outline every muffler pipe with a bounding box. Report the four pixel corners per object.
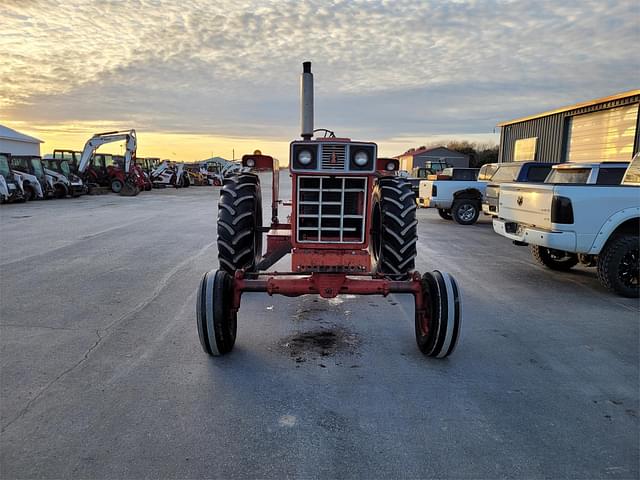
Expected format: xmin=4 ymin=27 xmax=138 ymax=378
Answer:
xmin=300 ymin=61 xmax=314 ymax=140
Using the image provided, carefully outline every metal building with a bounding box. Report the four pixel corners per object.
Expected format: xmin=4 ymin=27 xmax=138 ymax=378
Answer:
xmin=0 ymin=124 xmax=43 ymax=156
xmin=396 ymin=146 xmax=470 ymax=172
xmin=497 ymin=90 xmax=640 ymax=164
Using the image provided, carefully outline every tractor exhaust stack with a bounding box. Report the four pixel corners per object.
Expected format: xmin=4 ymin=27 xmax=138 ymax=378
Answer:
xmin=300 ymin=61 xmax=314 ymax=140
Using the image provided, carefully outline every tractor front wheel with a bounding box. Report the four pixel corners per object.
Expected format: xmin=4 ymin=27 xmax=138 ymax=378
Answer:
xmin=370 ymin=177 xmax=418 ymax=278
xmin=415 ymin=270 xmax=462 ymax=358
xmin=196 ymin=269 xmax=237 ymax=356
xmin=217 ymin=173 xmax=263 ymax=273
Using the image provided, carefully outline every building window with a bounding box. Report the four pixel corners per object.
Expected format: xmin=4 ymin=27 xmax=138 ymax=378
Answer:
xmin=514 ymin=137 xmax=538 ymax=161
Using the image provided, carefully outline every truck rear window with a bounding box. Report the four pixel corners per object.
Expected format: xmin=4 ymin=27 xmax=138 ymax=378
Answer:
xmin=452 ymin=169 xmax=479 ymax=181
xmin=546 ymin=168 xmax=590 ymax=184
xmin=478 ymin=164 xmax=499 ymax=181
xmin=526 ymin=165 xmax=552 ymax=182
xmin=596 ymin=167 xmax=625 ymax=185
xmin=622 ymin=160 xmax=640 ymax=185
xmin=490 ymin=165 xmax=520 ymax=182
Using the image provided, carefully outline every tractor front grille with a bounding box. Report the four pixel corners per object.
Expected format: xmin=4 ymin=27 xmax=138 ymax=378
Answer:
xmin=297 ymin=176 xmax=367 ymax=243
xmin=321 ymin=144 xmax=346 ymax=170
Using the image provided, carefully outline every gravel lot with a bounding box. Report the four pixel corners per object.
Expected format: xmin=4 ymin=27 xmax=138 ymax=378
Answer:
xmin=1 ymin=180 xmax=638 ymax=479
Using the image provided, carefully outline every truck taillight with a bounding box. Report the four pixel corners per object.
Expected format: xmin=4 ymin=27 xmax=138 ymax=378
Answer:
xmin=551 ymin=195 xmax=574 ymax=224
xmin=432 ymin=184 xmax=437 ymax=197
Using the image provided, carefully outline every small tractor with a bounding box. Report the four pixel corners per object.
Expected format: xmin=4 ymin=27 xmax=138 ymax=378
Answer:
xmin=196 ymin=63 xmax=462 ymax=358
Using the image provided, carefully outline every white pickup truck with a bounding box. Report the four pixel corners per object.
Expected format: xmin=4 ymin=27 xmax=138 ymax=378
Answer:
xmin=493 ymin=158 xmax=638 ymax=297
xmin=418 ymin=166 xmax=494 ymax=225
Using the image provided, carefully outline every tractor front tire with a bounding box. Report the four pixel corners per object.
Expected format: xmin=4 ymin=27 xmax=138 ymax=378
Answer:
xmin=597 ymin=234 xmax=639 ymax=298
xmin=197 ymin=269 xmax=237 ymax=356
xmin=217 ymin=173 xmax=263 ymax=273
xmin=415 ymin=271 xmax=462 ymax=358
xmin=531 ymin=245 xmax=578 ymax=271
xmin=370 ymin=177 xmax=418 ymax=278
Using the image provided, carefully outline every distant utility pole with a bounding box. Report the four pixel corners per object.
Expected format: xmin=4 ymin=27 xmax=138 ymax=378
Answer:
xmin=232 ymin=149 xmax=235 ymax=161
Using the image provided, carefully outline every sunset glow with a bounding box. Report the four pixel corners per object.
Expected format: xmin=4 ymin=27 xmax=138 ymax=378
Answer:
xmin=1 ymin=1 xmax=638 ymax=162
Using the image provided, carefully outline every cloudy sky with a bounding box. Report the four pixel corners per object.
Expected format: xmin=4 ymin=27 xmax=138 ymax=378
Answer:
xmin=1 ymin=0 xmax=638 ymax=161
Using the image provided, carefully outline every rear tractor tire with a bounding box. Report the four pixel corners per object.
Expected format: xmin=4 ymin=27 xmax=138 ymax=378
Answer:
xmin=597 ymin=234 xmax=639 ymax=298
xmin=437 ymin=208 xmax=452 ymax=221
xmin=415 ymin=270 xmax=462 ymax=358
xmin=196 ymin=269 xmax=237 ymax=355
xmin=452 ymin=199 xmax=480 ymax=225
xmin=531 ymin=245 xmax=578 ymax=271
xmin=217 ymin=173 xmax=263 ymax=273
xmin=370 ymin=177 xmax=418 ymax=278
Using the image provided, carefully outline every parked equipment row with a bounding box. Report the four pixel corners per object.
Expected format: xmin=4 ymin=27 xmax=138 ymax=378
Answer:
xmin=1 ymin=129 xmax=243 ymax=204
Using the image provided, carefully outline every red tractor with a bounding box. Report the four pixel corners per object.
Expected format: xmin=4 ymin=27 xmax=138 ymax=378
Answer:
xmin=196 ymin=62 xmax=462 ymax=358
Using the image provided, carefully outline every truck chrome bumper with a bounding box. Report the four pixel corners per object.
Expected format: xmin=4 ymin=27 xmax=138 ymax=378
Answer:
xmin=418 ymin=198 xmax=449 ymax=209
xmin=482 ymin=203 xmax=497 ymax=216
xmin=493 ymin=219 xmax=576 ymax=251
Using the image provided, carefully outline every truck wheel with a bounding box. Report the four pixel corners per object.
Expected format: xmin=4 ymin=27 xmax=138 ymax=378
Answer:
xmin=415 ymin=270 xmax=462 ymax=358
xmin=370 ymin=177 xmax=418 ymax=278
xmin=111 ymin=179 xmax=123 ymax=193
xmin=196 ymin=269 xmax=237 ymax=355
xmin=597 ymin=235 xmax=639 ymax=298
xmin=530 ymin=245 xmax=578 ymax=271
xmin=437 ymin=208 xmax=452 ymax=221
xmin=451 ymin=200 xmax=480 ymax=225
xmin=217 ymin=173 xmax=263 ymax=273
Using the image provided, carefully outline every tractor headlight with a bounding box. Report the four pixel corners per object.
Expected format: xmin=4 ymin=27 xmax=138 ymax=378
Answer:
xmin=245 ymin=158 xmax=255 ymax=167
xmin=298 ymin=150 xmax=313 ymax=165
xmin=354 ymin=151 xmax=368 ymax=166
xmin=386 ymin=161 xmax=396 ymax=171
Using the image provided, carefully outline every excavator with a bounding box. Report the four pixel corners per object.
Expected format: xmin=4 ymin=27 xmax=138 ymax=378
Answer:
xmin=77 ymin=130 xmax=140 ymax=196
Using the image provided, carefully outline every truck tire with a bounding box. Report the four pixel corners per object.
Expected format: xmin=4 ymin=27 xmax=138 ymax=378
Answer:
xmin=370 ymin=177 xmax=418 ymax=278
xmin=452 ymin=200 xmax=480 ymax=225
xmin=597 ymin=234 xmax=639 ymax=298
xmin=530 ymin=245 xmax=578 ymax=271
xmin=437 ymin=208 xmax=452 ymax=220
xmin=217 ymin=173 xmax=263 ymax=273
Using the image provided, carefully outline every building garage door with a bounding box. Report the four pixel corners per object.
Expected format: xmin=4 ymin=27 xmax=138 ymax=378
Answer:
xmin=566 ymin=104 xmax=639 ymax=162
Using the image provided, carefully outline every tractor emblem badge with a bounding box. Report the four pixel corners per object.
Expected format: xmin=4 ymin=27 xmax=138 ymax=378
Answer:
xmin=330 ymin=152 xmax=337 ymax=164
xmin=517 ymin=195 xmax=524 ymax=206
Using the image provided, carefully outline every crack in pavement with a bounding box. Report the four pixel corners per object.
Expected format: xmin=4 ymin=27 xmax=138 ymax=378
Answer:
xmin=0 ymin=240 xmax=217 ymax=433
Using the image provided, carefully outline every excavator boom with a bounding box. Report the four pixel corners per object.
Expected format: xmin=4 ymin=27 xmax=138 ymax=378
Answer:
xmin=78 ymin=130 xmax=137 ymax=174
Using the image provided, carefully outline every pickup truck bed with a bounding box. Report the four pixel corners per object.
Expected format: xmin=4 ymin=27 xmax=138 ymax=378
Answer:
xmin=493 ymin=159 xmax=640 ymax=298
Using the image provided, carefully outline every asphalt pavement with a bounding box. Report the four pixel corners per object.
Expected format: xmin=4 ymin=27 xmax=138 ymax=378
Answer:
xmin=1 ymin=178 xmax=638 ymax=479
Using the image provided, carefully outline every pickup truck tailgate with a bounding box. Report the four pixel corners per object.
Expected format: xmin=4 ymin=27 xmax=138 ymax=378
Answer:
xmin=498 ymin=183 xmax=556 ymax=230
